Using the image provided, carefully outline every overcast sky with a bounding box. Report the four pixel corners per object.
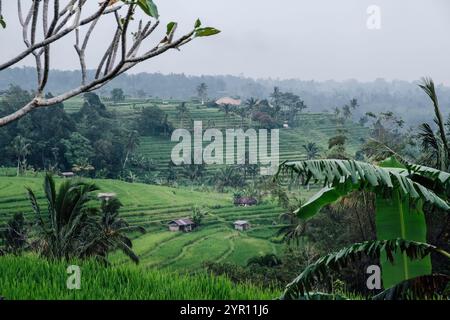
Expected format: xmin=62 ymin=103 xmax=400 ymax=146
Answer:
xmin=1 ymin=0 xmax=449 ymax=84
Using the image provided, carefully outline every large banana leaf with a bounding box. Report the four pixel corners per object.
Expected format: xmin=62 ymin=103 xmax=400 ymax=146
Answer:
xmin=295 ymin=181 xmax=360 ymax=219
xmin=277 ymin=158 xmax=450 ymax=289
xmin=278 ymin=159 xmax=450 ymax=219
xmin=380 ymin=156 xmax=450 ymax=192
xmin=377 ymin=157 xmax=433 ymax=288
xmin=376 ymin=192 xmax=431 ymax=288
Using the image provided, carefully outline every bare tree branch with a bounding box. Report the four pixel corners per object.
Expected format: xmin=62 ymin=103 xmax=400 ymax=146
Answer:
xmin=0 ymin=1 xmax=219 ymax=127
xmin=43 ymin=0 xmax=49 ymax=34
xmin=0 ymin=0 xmax=114 ymax=70
xmin=46 ymin=0 xmax=60 ymax=36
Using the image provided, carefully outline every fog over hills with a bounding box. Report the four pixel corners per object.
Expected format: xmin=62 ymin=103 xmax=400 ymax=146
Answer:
xmin=1 ymin=67 xmax=449 ymax=125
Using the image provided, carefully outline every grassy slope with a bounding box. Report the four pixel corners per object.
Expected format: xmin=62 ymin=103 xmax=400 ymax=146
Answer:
xmin=0 ymin=176 xmax=292 ymax=270
xmin=0 ymin=255 xmax=277 ymax=299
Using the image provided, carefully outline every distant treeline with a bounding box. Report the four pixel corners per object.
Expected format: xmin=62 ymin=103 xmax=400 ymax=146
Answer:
xmin=2 ymin=67 xmax=450 ymax=124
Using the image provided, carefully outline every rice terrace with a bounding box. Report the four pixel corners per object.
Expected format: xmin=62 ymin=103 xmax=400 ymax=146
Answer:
xmin=0 ymin=0 xmax=449 ymax=309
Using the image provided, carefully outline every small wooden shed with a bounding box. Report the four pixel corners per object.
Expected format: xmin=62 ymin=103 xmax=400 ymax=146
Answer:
xmin=234 ymin=220 xmax=251 ymax=231
xmin=234 ymin=197 xmax=257 ymax=207
xmin=97 ymin=193 xmax=117 ymax=201
xmin=168 ymin=218 xmax=195 ymax=232
xmin=61 ymin=172 xmax=75 ymax=178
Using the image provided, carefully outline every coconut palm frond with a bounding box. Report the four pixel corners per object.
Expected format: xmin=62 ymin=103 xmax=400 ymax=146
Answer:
xmin=419 ymin=77 xmax=450 ymax=160
xmin=418 ymin=123 xmax=444 ymax=168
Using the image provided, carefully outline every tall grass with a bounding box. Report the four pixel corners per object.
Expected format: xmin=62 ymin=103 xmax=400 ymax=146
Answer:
xmin=0 ymin=255 xmax=278 ymax=300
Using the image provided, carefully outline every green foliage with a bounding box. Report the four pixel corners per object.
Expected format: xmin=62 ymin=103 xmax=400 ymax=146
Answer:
xmin=0 ymin=15 xmax=6 ymax=28
xmin=27 ymin=173 xmax=100 ymax=260
xmin=61 ymin=132 xmax=95 ymax=170
xmin=362 ymin=111 xmax=408 ymax=161
xmin=281 ymin=239 xmax=450 ymax=299
xmin=74 ymin=93 xmax=130 ymax=177
xmin=277 ymin=157 xmax=450 ymax=294
xmin=26 ymin=174 xmax=141 ymax=264
xmin=375 ymin=191 xmax=430 ymax=288
xmin=191 ymin=205 xmax=206 ymax=227
xmin=211 ymin=166 xmax=246 ymax=191
xmin=0 ymin=87 xmax=76 ymax=171
xmin=0 ymin=176 xmax=282 ymax=271
xmin=278 ymin=158 xmax=450 ymax=217
xmin=0 ymin=255 xmax=276 ymax=299
xmin=181 ymin=157 xmax=206 ymax=183
xmin=136 ymin=0 xmax=159 ymax=19
xmin=417 ymin=78 xmax=450 ymax=171
xmin=195 ymin=27 xmax=221 ymax=37
xmin=90 ymin=198 xmax=146 ymax=264
xmin=303 ymin=142 xmax=320 ymax=160
xmin=135 ymin=106 xmax=173 ymax=136
xmin=247 ymin=253 xmax=282 ymax=268
xmin=166 ymin=22 xmax=177 ymax=34
xmin=372 ymin=274 xmax=450 ymax=300
xmin=110 ymin=88 xmax=125 ymax=104
xmin=0 ymin=213 xmax=28 ymax=255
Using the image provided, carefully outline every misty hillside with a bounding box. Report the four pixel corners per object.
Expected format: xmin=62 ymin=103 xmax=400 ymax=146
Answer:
xmin=1 ymin=67 xmax=449 ymax=125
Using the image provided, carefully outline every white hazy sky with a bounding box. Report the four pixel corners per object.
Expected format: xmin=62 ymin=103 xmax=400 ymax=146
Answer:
xmin=1 ymin=0 xmax=449 ymax=84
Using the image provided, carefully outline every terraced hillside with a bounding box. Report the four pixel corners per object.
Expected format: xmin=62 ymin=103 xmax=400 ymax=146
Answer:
xmin=63 ymin=97 xmax=369 ymax=179
xmin=0 ymin=176 xmax=287 ymax=270
xmin=138 ymin=112 xmax=368 ymax=178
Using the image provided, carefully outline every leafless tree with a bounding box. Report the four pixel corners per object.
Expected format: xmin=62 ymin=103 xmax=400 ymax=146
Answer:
xmin=0 ymin=0 xmax=219 ymax=126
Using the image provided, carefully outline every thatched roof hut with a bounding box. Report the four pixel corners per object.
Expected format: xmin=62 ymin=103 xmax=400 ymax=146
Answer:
xmin=234 ymin=196 xmax=257 ymax=207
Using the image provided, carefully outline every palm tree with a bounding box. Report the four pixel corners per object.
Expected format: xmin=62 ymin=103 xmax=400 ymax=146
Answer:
xmin=85 ymin=198 xmax=145 ymax=264
xmin=349 ymin=98 xmax=359 ymax=110
xmin=122 ymin=130 xmax=140 ymax=170
xmin=219 ymin=103 xmax=233 ymax=126
xmin=270 ymin=87 xmax=281 ymax=110
xmin=292 ymin=99 xmax=307 ymax=122
xmin=333 ymin=106 xmax=341 ymax=121
xmin=277 ymin=211 xmax=301 ymax=242
xmin=245 ymin=97 xmax=259 ymax=110
xmin=27 ymin=173 xmax=99 ymax=260
xmin=245 ymin=98 xmax=259 ymax=125
xmin=181 ymin=160 xmax=206 ymax=184
xmin=211 ymin=167 xmax=245 ymax=192
xmin=196 ymin=83 xmax=208 ymax=105
xmin=277 ymin=157 xmax=450 ymax=297
xmin=27 ymin=174 xmax=143 ymax=264
xmin=302 ymin=142 xmax=320 ymax=160
xmin=11 ymin=135 xmax=31 ymax=176
xmin=417 ymin=78 xmax=450 ymax=171
xmin=176 ymin=102 xmax=190 ymax=128
xmin=234 ymin=107 xmax=247 ymax=127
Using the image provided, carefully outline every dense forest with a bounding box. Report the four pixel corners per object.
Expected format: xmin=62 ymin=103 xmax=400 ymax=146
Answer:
xmin=2 ymin=67 xmax=450 ymax=124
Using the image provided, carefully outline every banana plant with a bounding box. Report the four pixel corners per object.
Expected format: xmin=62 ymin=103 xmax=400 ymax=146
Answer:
xmin=276 ymin=156 xmax=450 ymax=291
xmin=281 ymin=238 xmax=450 ymax=299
